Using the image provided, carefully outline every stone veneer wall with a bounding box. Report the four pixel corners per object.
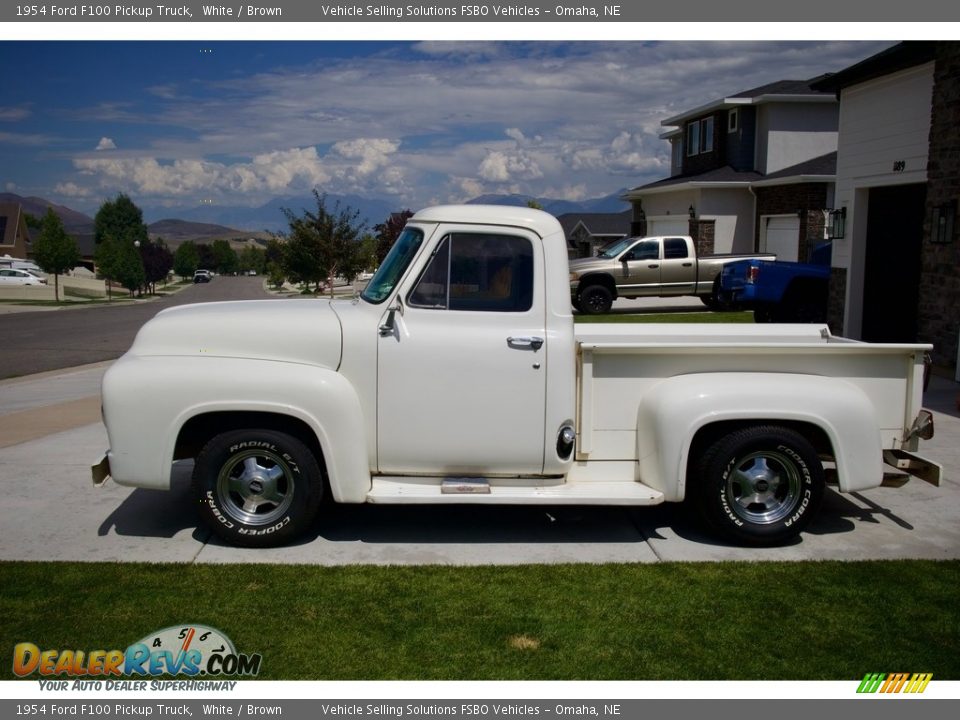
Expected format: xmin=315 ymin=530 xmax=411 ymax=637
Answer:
xmin=920 ymin=42 xmax=960 ymax=369
xmin=827 ymin=268 xmax=847 ymax=337
xmin=690 ymin=219 xmax=715 ymax=256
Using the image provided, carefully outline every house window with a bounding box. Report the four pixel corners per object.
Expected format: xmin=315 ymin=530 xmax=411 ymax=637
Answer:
xmin=728 ymin=109 xmax=738 ymax=133
xmin=686 ymin=122 xmax=700 ymax=157
xmin=686 ymin=117 xmax=714 ymax=156
xmin=672 ymin=137 xmax=683 ymax=169
xmin=701 ymin=117 xmax=714 ymax=153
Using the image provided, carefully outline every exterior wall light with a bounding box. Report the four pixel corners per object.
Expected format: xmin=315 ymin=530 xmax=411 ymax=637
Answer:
xmin=828 ymin=207 xmax=846 ymax=239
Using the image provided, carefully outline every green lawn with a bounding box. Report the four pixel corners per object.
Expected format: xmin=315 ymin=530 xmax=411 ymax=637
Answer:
xmin=2 ymin=560 xmax=957 ymax=681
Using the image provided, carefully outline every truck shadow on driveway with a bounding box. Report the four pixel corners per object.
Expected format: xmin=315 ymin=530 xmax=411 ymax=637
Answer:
xmin=96 ymin=466 xmax=209 ymax=541
xmin=97 ymin=474 xmax=916 ymax=554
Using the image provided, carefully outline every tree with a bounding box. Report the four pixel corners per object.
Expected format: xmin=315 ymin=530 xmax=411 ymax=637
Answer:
xmin=196 ymin=243 xmax=216 ymax=273
xmin=32 ymin=208 xmax=80 ymax=302
xmin=140 ymin=238 xmax=174 ymax=294
xmin=96 ymin=233 xmax=145 ymax=297
xmin=281 ymin=191 xmax=369 ymax=297
xmin=238 ymin=245 xmax=267 ymax=275
xmin=210 ymin=239 xmax=238 ymax=275
xmin=264 ymin=238 xmax=285 ymax=267
xmin=174 ymin=241 xmax=200 ymax=280
xmin=373 ymin=210 xmax=413 ymax=265
xmin=526 ymin=199 xmax=544 ymax=210
xmin=94 ymin=193 xmax=148 ymax=248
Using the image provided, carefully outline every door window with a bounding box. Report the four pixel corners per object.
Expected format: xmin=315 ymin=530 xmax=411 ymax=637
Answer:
xmin=623 ymin=240 xmax=659 ymax=261
xmin=663 ymin=238 xmax=689 ymax=259
xmin=408 ymin=233 xmax=533 ymax=312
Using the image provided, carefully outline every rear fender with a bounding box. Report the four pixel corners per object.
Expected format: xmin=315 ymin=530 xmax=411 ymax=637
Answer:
xmin=635 ymin=372 xmax=882 ymax=501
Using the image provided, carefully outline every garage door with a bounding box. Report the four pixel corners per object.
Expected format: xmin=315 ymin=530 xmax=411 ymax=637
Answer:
xmin=647 ymin=218 xmax=690 ymax=237
xmin=761 ymin=215 xmax=800 ymax=262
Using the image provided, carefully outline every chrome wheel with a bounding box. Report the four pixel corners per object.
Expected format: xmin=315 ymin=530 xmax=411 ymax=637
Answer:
xmin=725 ymin=450 xmax=801 ymax=525
xmin=216 ymin=450 xmax=295 ymax=526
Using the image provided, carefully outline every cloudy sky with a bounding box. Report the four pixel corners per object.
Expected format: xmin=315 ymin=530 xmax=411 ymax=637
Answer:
xmin=0 ymin=40 xmax=892 ymax=216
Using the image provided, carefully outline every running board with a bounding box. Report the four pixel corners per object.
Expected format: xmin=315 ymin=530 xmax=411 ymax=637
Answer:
xmin=367 ymin=477 xmax=664 ymax=505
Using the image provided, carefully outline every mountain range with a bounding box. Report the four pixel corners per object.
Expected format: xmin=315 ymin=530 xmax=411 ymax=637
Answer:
xmin=2 ymin=189 xmax=630 ymax=242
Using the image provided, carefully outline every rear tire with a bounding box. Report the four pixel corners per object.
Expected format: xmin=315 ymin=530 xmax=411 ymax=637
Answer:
xmin=192 ymin=429 xmax=323 ymax=548
xmin=692 ymin=425 xmax=825 ymax=546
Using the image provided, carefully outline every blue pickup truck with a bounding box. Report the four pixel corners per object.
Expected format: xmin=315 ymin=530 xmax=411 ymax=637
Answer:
xmin=719 ymin=242 xmax=831 ymax=323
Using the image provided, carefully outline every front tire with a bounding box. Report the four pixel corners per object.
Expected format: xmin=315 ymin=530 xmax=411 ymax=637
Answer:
xmin=693 ymin=426 xmax=825 ymax=546
xmin=578 ymin=284 xmax=613 ymax=314
xmin=192 ymin=429 xmax=323 ymax=548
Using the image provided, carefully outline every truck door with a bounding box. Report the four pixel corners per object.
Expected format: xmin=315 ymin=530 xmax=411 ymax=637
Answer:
xmin=658 ymin=237 xmax=696 ymax=295
xmin=618 ymin=238 xmax=661 ymax=296
xmin=376 ymin=229 xmax=547 ymax=475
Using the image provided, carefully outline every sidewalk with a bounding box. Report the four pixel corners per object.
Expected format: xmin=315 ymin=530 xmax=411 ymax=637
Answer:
xmin=0 ymin=363 xmax=956 ymax=565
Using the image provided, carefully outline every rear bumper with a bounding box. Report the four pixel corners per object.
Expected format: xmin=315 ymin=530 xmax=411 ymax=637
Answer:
xmin=882 ymin=449 xmax=942 ymax=487
xmin=91 ymin=453 xmax=111 ymax=487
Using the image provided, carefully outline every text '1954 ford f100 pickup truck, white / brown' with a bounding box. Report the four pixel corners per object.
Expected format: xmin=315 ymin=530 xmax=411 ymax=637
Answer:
xmin=92 ymin=205 xmax=941 ymax=548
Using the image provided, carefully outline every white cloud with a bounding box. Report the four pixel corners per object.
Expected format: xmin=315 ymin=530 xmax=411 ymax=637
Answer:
xmin=565 ymin=131 xmax=667 ymax=175
xmin=331 ymin=138 xmax=400 ymax=176
xmin=96 ymin=137 xmax=117 ymax=151
xmin=44 ymin=42 xmax=893 ymax=208
xmin=74 ymin=146 xmax=331 ymax=198
xmin=478 ymin=149 xmax=544 ymax=183
xmin=54 ymin=182 xmax=91 ymax=197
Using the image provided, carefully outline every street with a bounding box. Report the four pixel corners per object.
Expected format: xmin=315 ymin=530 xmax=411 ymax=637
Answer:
xmin=0 ymin=275 xmax=276 ymax=380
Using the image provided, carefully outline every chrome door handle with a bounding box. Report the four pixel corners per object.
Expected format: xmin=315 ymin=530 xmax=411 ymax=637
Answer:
xmin=507 ymin=336 xmax=544 ymax=350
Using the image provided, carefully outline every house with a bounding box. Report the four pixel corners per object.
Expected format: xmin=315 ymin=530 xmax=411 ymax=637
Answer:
xmin=557 ymin=210 xmax=631 ymax=258
xmin=811 ymin=41 xmax=959 ymax=372
xmin=624 ymin=78 xmax=839 ymax=262
xmin=0 ymin=202 xmax=31 ymax=260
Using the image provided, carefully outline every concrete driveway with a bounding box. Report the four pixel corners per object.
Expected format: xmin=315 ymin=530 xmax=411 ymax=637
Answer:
xmin=1 ymin=360 xmax=957 ymax=565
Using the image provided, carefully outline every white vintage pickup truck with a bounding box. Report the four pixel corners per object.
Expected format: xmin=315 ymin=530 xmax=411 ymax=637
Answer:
xmin=93 ymin=205 xmax=941 ymax=548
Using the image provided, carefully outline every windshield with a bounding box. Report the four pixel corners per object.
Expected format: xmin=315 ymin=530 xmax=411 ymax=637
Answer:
xmin=361 ymin=226 xmax=425 ymax=304
xmin=597 ymin=236 xmax=638 ymax=258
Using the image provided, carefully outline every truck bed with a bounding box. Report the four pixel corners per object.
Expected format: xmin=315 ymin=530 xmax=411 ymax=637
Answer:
xmin=573 ymin=323 xmax=930 ymax=462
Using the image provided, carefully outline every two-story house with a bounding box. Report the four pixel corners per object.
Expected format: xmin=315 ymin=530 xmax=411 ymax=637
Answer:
xmin=624 ymin=78 xmax=839 ymax=264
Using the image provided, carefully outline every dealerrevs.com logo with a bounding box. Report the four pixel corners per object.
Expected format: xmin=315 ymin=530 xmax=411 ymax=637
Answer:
xmin=857 ymin=673 xmax=933 ymax=694
xmin=13 ymin=624 xmax=262 ymax=679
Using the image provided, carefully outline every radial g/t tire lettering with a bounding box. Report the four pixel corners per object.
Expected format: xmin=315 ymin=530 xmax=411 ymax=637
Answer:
xmin=693 ymin=425 xmax=825 ymax=546
xmin=192 ymin=429 xmax=323 ymax=548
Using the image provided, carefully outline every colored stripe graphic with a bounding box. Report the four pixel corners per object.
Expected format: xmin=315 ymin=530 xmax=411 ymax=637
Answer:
xmin=857 ymin=672 xmax=932 ymax=694
xmin=857 ymin=673 xmax=885 ymax=693
xmin=905 ymin=673 xmax=933 ymax=693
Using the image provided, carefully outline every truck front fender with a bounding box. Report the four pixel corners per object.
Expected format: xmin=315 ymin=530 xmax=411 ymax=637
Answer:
xmin=102 ymin=355 xmax=371 ymax=502
xmin=635 ymin=372 xmax=883 ymax=501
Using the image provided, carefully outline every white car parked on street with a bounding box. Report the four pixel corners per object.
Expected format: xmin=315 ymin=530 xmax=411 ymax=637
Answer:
xmin=0 ymin=268 xmax=46 ymax=285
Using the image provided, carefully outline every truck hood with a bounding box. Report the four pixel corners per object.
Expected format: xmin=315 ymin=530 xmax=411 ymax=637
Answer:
xmin=569 ymin=256 xmax=618 ymax=274
xmin=128 ymin=299 xmax=342 ymax=369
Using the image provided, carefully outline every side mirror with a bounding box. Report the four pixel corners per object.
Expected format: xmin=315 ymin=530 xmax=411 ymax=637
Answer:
xmin=379 ymin=299 xmax=403 ymax=337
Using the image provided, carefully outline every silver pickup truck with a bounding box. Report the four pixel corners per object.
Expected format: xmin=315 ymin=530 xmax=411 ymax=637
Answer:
xmin=569 ymin=235 xmax=775 ymax=314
